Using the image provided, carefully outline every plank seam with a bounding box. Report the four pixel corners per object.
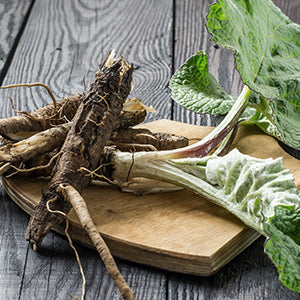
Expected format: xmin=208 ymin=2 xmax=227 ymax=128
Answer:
xmin=0 ymin=0 xmax=36 ymax=86
xmin=18 ymin=243 xmax=30 ymax=300
xmin=170 ymin=0 xmax=176 ymax=121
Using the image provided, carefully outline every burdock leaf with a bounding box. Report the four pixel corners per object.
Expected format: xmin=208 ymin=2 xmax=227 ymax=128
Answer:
xmin=118 ymin=147 xmax=300 ymax=292
xmin=170 ymin=51 xmax=234 ymax=115
xmin=170 ymin=51 xmax=255 ymax=118
xmin=206 ymin=0 xmax=300 ymax=149
xmin=264 ymin=205 xmax=300 ymax=293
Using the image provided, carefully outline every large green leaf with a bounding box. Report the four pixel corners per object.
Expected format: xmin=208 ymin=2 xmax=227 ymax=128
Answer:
xmin=171 ymin=149 xmax=300 ymax=234
xmin=170 ymin=52 xmax=255 ymax=118
xmin=264 ymin=205 xmax=300 ymax=293
xmin=206 ymin=0 xmax=300 ymax=149
xmin=170 ymin=51 xmax=235 ymax=115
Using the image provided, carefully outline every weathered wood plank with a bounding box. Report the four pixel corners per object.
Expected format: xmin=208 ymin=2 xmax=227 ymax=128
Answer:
xmin=0 ymin=0 xmax=172 ymax=122
xmin=1 ymin=0 xmax=300 ymax=299
xmin=0 ymin=0 xmax=172 ymax=299
xmin=172 ymin=0 xmax=236 ymax=127
xmin=0 ymin=189 xmax=30 ymax=300
xmin=273 ymin=0 xmax=300 ymax=23
xmin=168 ymin=237 xmax=299 ymax=300
xmin=18 ymin=233 xmax=167 ymax=299
xmin=0 ymin=0 xmax=34 ymax=80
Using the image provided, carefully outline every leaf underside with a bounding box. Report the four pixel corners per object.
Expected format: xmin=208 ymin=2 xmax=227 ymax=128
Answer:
xmin=170 ymin=52 xmax=255 ymax=119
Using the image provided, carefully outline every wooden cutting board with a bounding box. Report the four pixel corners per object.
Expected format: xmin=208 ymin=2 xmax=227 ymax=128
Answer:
xmin=3 ymin=120 xmax=300 ymax=276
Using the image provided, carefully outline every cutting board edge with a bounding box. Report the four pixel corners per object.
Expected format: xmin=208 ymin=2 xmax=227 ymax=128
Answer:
xmin=4 ymin=119 xmax=291 ymax=276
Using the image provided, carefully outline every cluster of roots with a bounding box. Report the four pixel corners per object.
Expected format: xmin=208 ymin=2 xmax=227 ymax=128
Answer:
xmin=0 ymin=53 xmax=188 ymax=300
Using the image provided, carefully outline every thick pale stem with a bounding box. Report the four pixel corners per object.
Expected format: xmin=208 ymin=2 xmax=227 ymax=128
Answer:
xmin=114 ymin=152 xmax=221 ymax=203
xmin=213 ymin=124 xmax=239 ymax=156
xmin=112 ymin=151 xmax=265 ymax=235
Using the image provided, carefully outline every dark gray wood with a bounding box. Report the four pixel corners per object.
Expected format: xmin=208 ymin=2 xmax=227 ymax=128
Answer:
xmin=0 ymin=0 xmax=34 ymax=81
xmin=0 ymin=189 xmax=30 ymax=300
xmin=18 ymin=233 xmax=167 ymax=299
xmin=273 ymin=0 xmax=300 ymax=23
xmin=0 ymin=0 xmax=173 ymax=122
xmin=167 ymin=237 xmax=300 ymax=299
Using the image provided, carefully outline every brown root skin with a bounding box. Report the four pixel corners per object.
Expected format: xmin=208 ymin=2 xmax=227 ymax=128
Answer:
xmin=115 ymin=109 xmax=146 ymax=129
xmin=0 ymin=135 xmax=13 ymax=146
xmin=0 ymin=93 xmax=83 ymax=140
xmin=25 ymin=191 xmax=69 ymax=250
xmin=0 ymin=85 xmax=146 ymax=141
xmin=109 ymin=128 xmax=188 ymax=150
xmin=26 ymin=55 xmax=133 ymax=249
xmin=58 ymin=184 xmax=135 ymax=300
xmin=111 ymin=142 xmax=158 ymax=152
xmin=1 ymin=82 xmax=58 ymax=113
xmin=0 ymin=123 xmax=70 ymax=167
xmin=122 ymin=97 xmax=156 ymax=113
xmin=0 ymin=103 xmax=147 ymax=176
xmin=6 ymin=150 xmax=62 ymax=178
xmin=6 ymin=128 xmax=188 ymax=178
xmin=0 ymin=79 xmax=146 ymax=141
xmin=0 ymin=97 xmax=145 ymax=142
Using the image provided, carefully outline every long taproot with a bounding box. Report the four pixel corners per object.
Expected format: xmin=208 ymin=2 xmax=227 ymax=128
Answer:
xmin=26 ymin=55 xmax=133 ymax=247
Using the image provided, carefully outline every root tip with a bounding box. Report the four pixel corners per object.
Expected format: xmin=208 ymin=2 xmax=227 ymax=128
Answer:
xmin=123 ymin=289 xmax=135 ymax=300
xmin=32 ymin=243 xmax=38 ymax=252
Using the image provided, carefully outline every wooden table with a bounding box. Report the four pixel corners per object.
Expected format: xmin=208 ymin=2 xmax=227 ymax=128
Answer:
xmin=0 ymin=0 xmax=299 ymax=299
